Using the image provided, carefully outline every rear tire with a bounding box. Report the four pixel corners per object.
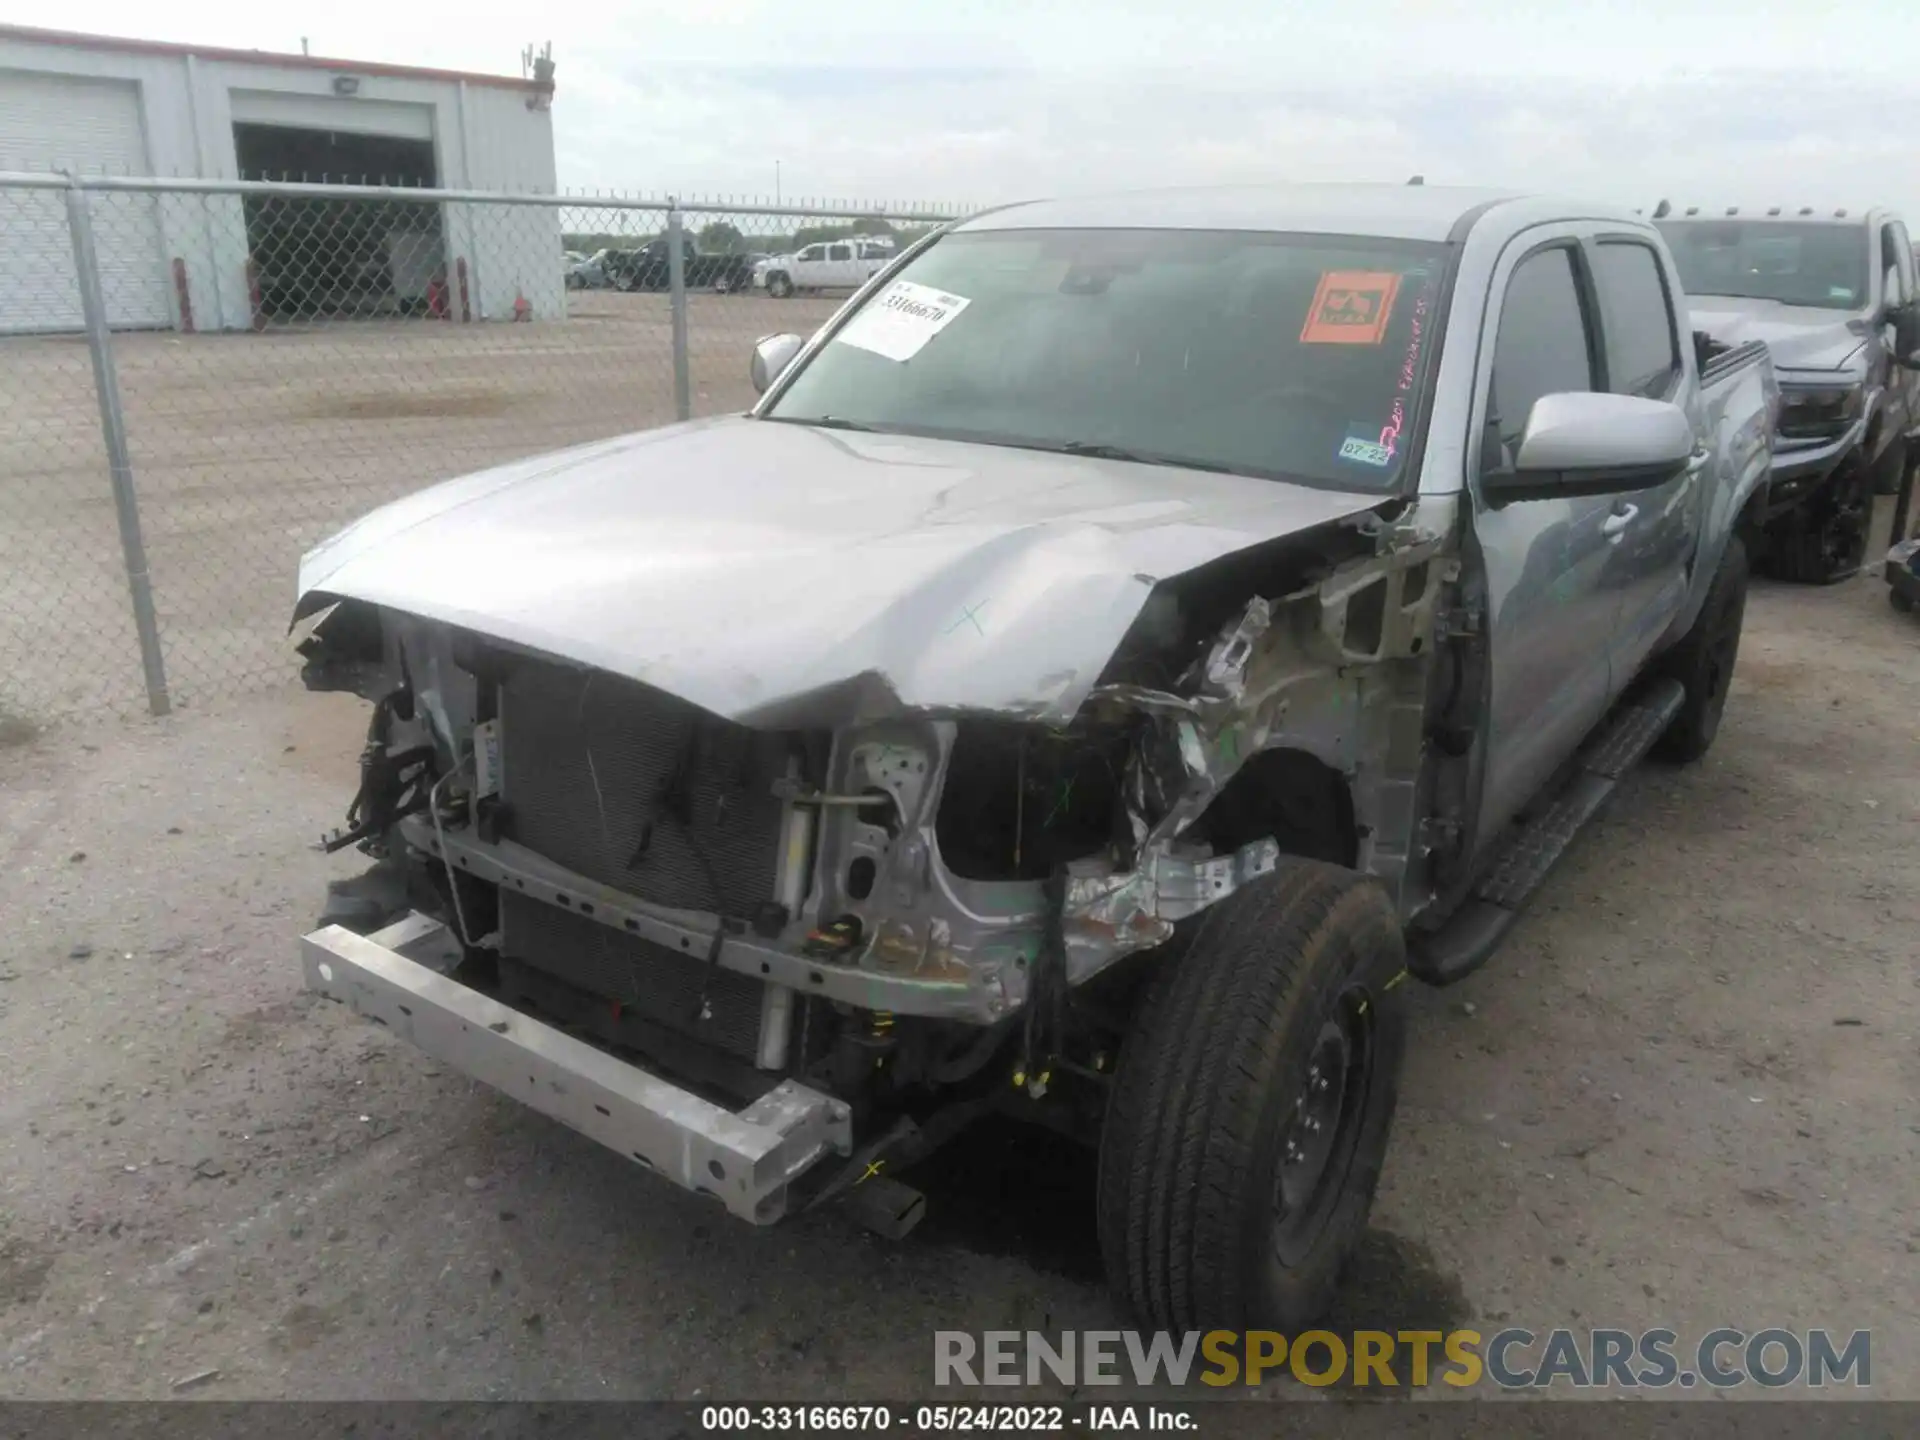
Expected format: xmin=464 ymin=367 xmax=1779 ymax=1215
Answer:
xmin=1096 ymin=857 xmax=1406 ymax=1332
xmin=1654 ymin=535 xmax=1748 ymax=762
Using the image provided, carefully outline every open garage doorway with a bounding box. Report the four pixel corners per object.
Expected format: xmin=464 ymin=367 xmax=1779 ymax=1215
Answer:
xmin=234 ymin=123 xmax=446 ymax=320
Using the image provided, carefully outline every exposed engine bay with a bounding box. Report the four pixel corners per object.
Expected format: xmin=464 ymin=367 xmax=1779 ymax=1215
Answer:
xmin=298 ymin=496 xmax=1463 ymax=1172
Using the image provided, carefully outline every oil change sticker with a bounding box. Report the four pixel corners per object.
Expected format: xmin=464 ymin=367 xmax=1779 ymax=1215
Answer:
xmin=1301 ymin=270 xmax=1402 ymax=345
xmin=834 ymin=280 xmax=972 ymax=362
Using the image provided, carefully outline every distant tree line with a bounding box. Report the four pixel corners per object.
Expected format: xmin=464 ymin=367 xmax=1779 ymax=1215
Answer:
xmin=563 ymin=216 xmax=943 ymax=257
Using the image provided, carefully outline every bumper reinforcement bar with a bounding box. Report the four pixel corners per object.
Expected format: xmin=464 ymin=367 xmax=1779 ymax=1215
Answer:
xmin=301 ymin=917 xmax=852 ymax=1223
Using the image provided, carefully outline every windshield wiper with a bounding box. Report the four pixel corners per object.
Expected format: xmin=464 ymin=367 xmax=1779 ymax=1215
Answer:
xmin=1049 ymin=440 xmax=1238 ymax=474
xmin=773 ymin=415 xmax=885 ymax=434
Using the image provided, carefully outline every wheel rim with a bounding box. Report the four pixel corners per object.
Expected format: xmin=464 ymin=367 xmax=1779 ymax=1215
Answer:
xmin=1271 ymin=990 xmax=1374 ymax=1267
xmin=1820 ymin=482 xmax=1868 ymax=574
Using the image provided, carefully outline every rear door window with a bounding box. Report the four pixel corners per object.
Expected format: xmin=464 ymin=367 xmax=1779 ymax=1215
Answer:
xmin=1592 ymin=241 xmax=1681 ymax=399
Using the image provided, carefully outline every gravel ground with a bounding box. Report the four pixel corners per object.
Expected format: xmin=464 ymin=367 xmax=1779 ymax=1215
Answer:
xmin=1 ymin=514 xmax=1916 ymax=1401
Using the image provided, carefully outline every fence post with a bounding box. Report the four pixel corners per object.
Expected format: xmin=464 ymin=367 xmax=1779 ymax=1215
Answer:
xmin=667 ymin=201 xmax=692 ymax=422
xmin=64 ymin=178 xmax=171 ymax=717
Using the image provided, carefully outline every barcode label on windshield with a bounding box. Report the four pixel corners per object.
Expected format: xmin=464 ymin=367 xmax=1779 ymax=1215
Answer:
xmin=835 ymin=280 xmax=972 ymax=362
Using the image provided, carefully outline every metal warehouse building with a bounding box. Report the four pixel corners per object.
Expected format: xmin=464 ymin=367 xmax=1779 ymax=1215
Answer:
xmin=0 ymin=23 xmax=561 ymax=332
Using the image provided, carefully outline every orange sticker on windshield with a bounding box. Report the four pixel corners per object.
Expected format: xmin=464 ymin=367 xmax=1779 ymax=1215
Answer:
xmin=1300 ymin=270 xmax=1402 ymax=345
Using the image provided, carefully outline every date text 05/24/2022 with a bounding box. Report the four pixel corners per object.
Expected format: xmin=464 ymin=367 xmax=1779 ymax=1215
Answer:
xmin=699 ymin=1404 xmax=1194 ymax=1432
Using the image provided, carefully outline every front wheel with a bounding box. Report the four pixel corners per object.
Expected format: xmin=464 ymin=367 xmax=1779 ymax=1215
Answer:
xmin=1872 ymin=436 xmax=1908 ymax=497
xmin=1768 ymin=460 xmax=1870 ymax=583
xmin=1097 ymin=858 xmax=1406 ymax=1332
xmin=766 ymin=272 xmax=794 ymax=299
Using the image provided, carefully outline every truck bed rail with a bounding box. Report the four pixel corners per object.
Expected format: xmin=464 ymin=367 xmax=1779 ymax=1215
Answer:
xmin=1699 ymin=337 xmax=1769 ymax=386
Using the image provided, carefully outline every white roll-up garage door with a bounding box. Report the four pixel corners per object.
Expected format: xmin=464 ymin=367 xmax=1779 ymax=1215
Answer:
xmin=0 ymin=69 xmax=170 ymax=332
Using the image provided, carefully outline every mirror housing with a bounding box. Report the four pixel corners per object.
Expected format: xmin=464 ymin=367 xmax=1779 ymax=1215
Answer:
xmin=1483 ymin=392 xmax=1695 ymax=504
xmin=750 ymin=332 xmax=805 ymax=394
xmin=1891 ymin=303 xmax=1920 ymax=370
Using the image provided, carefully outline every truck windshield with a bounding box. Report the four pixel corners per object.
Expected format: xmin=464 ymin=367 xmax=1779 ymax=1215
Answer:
xmin=1656 ymin=220 xmax=1870 ymax=310
xmin=765 ymin=228 xmax=1450 ymax=492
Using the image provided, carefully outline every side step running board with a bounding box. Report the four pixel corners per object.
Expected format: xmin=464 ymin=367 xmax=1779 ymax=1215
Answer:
xmin=1408 ymin=678 xmax=1684 ymax=987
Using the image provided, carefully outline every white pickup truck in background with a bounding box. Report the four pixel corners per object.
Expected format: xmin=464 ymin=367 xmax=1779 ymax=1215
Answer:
xmin=754 ymin=237 xmax=896 ymax=297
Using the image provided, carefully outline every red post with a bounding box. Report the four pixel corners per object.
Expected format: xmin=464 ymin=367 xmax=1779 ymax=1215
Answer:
xmin=245 ymin=257 xmax=266 ymax=332
xmin=455 ymin=257 xmax=471 ymax=323
xmin=426 ymin=271 xmax=447 ymax=319
xmin=171 ymin=257 xmax=194 ymax=333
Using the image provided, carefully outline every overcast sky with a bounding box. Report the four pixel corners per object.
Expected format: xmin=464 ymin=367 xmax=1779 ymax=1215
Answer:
xmin=9 ymin=1 xmax=1920 ymax=216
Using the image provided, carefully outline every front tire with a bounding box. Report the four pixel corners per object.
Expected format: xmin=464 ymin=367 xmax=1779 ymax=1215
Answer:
xmin=1654 ymin=535 xmax=1749 ymax=762
xmin=1871 ymin=436 xmax=1908 ymax=497
xmin=1097 ymin=858 xmax=1406 ymax=1332
xmin=766 ymin=271 xmax=794 ymax=299
xmin=1768 ymin=459 xmax=1870 ymax=584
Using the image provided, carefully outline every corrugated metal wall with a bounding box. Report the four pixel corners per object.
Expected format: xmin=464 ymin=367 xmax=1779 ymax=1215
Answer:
xmin=0 ymin=69 xmax=169 ymax=330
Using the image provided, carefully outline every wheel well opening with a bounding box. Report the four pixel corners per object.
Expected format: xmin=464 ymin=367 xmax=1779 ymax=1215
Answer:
xmin=1196 ymin=748 xmax=1357 ymax=868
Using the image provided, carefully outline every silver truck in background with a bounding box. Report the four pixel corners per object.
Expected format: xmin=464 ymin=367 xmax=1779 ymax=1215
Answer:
xmin=1654 ymin=203 xmax=1920 ymax=583
xmin=293 ymin=185 xmax=1777 ymax=1332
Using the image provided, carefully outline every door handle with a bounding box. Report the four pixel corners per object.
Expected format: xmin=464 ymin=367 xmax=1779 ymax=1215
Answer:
xmin=1602 ymin=504 xmax=1638 ymax=538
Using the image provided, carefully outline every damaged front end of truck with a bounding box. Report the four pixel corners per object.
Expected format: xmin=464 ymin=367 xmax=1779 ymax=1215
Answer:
xmin=293 ymin=438 xmax=1458 ymax=1228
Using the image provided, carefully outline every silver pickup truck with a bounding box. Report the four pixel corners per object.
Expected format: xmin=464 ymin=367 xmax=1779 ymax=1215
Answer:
xmin=293 ymin=184 xmax=1776 ymax=1333
xmin=1654 ymin=204 xmax=1920 ymax=583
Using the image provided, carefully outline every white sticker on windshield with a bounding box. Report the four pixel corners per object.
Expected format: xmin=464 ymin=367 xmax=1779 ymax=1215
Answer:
xmin=834 ymin=280 xmax=972 ymax=362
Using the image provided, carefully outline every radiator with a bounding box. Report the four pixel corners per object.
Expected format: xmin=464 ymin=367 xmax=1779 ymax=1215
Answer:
xmin=494 ymin=656 xmax=792 ymax=1063
xmin=500 ymin=891 xmax=768 ymax=1063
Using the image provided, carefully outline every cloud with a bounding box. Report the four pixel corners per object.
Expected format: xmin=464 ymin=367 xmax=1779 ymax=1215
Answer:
xmin=28 ymin=0 xmax=1920 ymax=218
xmin=550 ymin=61 xmax=1920 ymax=226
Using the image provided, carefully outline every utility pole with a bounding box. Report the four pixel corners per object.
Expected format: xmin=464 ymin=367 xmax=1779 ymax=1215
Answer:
xmin=775 ymin=160 xmax=781 ymax=205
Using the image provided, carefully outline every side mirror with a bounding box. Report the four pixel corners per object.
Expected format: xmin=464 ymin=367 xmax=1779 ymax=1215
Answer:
xmin=750 ymin=332 xmax=805 ymax=394
xmin=1892 ymin=303 xmax=1920 ymax=370
xmin=1484 ymin=392 xmax=1695 ymax=504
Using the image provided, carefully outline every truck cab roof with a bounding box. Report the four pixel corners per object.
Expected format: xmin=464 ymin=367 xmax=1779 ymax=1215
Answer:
xmin=955 ymin=183 xmax=1651 ymax=244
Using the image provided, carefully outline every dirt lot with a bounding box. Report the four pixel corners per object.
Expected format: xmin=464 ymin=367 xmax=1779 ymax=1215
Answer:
xmin=1 ymin=494 xmax=1916 ymax=1401
xmin=0 ymin=291 xmax=842 ymax=725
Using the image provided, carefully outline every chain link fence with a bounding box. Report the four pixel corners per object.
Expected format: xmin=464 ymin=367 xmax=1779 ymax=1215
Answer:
xmin=0 ymin=172 xmax=964 ymax=729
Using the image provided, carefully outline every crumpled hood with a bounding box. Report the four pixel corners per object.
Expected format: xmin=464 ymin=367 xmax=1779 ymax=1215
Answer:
xmin=296 ymin=416 xmax=1386 ymax=726
xmin=1688 ymin=296 xmax=1868 ymax=374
